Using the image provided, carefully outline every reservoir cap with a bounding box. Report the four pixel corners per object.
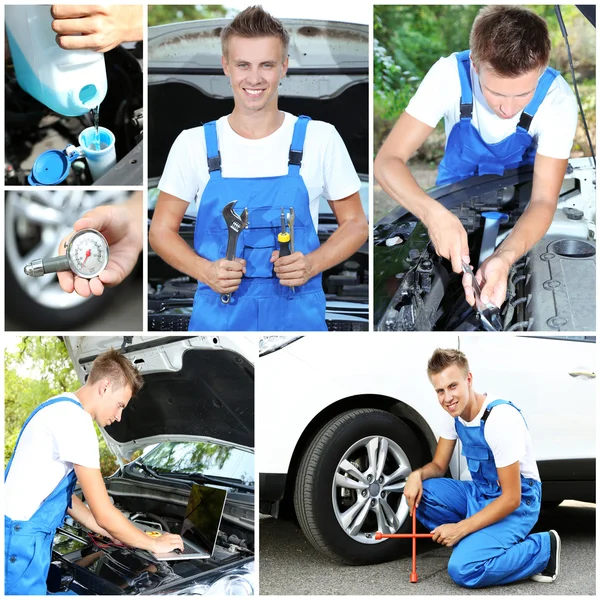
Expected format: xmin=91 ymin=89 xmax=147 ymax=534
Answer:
xmin=28 ymin=148 xmax=80 ymax=186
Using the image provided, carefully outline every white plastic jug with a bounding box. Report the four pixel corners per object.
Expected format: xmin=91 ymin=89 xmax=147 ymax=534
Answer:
xmin=6 ymin=5 xmax=107 ymax=117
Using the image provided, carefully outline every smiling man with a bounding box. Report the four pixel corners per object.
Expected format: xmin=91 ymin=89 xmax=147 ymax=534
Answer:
xmin=149 ymin=5 xmax=368 ymax=331
xmin=402 ymin=348 xmax=560 ymax=588
xmin=5 ymin=348 xmax=184 ymax=595
xmin=374 ymin=6 xmax=577 ymax=310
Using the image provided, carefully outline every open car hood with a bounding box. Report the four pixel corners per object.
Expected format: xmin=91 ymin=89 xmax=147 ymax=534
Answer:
xmin=64 ymin=336 xmax=255 ymax=461
xmin=148 ymin=18 xmax=368 ymax=179
xmin=149 ymin=17 xmax=368 ymax=73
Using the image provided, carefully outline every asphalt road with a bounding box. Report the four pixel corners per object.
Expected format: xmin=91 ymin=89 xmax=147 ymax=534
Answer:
xmin=259 ymin=501 xmax=595 ymax=595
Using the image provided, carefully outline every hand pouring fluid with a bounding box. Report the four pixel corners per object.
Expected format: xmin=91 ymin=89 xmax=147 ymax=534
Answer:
xmin=6 ymin=5 xmax=107 ymax=117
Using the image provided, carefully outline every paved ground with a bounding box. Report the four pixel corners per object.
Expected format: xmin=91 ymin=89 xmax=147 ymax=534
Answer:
xmin=259 ymin=501 xmax=595 ymax=595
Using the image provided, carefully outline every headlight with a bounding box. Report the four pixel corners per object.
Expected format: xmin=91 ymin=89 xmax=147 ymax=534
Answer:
xmin=171 ymin=563 xmax=255 ymax=596
xmin=259 ymin=336 xmax=302 ymax=356
xmin=204 ymin=573 xmax=255 ymax=595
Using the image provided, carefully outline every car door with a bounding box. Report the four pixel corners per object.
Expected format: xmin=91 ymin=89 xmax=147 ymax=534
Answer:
xmin=457 ymin=335 xmax=596 ymax=482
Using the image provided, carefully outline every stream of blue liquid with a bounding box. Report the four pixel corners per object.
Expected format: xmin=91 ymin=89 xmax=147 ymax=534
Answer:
xmin=90 ymin=105 xmax=101 ymax=150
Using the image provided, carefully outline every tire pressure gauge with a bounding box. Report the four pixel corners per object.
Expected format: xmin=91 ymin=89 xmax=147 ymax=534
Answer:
xmin=24 ymin=228 xmax=109 ymax=279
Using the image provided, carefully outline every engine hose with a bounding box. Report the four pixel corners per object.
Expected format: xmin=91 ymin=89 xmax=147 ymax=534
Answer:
xmin=510 ymin=296 xmax=528 ymax=308
xmin=508 ymin=320 xmax=530 ymax=332
xmin=146 ymin=513 xmax=171 ymax=532
xmin=131 ymin=512 xmax=171 ymax=532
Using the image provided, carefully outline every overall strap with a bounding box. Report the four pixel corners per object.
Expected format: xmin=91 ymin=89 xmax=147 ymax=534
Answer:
xmin=517 ymin=66 xmax=559 ymax=132
xmin=456 ymin=50 xmax=473 ymax=120
xmin=288 ymin=115 xmax=311 ymax=175
xmin=204 ymin=121 xmax=222 ymax=179
xmin=481 ymin=399 xmax=528 ymax=428
xmin=4 ymin=397 xmax=82 ymax=481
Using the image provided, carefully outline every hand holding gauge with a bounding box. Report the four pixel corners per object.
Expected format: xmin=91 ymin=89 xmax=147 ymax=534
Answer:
xmin=24 ymin=196 xmax=143 ymax=297
xmin=25 ymin=228 xmax=109 ymax=279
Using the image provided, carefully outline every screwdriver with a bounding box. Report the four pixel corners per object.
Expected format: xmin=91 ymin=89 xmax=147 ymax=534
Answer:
xmin=278 ymin=207 xmax=294 ymax=293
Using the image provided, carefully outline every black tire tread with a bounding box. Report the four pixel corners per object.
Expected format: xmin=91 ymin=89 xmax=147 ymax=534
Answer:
xmin=294 ymin=408 xmax=403 ymax=564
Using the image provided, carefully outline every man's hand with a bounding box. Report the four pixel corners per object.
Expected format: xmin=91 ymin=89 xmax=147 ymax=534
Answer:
xmin=431 ymin=522 xmax=468 ymax=547
xmin=271 ymin=251 xmax=315 ymax=287
xmin=202 ymin=258 xmax=246 ymax=294
xmin=151 ymin=533 xmax=184 ymax=554
xmin=403 ymin=470 xmax=423 ymax=516
xmin=51 ymin=5 xmax=143 ymax=52
xmin=58 ymin=200 xmax=142 ymax=298
xmin=423 ymin=204 xmax=470 ymax=274
xmin=465 ymin=253 xmax=511 ymax=308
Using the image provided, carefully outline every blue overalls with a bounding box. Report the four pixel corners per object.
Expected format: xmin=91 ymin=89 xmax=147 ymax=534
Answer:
xmin=5 ymin=397 xmax=82 ymax=595
xmin=436 ymin=50 xmax=559 ymax=186
xmin=418 ymin=400 xmax=551 ymax=588
xmin=188 ymin=115 xmax=327 ymax=332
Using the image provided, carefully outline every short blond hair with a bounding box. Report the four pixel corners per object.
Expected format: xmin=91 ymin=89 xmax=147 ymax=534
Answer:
xmin=427 ymin=348 xmax=470 ymax=379
xmin=470 ymin=6 xmax=551 ymax=76
xmin=221 ymin=5 xmax=289 ymax=61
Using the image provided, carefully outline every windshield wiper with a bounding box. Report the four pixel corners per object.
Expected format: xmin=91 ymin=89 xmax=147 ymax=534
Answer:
xmin=135 ymin=462 xmax=161 ymax=478
xmin=131 ymin=462 xmax=193 ymax=488
xmin=155 ymin=471 xmax=254 ymax=492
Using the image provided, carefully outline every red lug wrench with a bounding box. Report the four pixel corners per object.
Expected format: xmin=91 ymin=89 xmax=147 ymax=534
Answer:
xmin=375 ymin=508 xmax=434 ymax=583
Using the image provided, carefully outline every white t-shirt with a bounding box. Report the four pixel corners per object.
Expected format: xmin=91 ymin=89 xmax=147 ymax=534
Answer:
xmin=439 ymin=395 xmax=540 ymax=481
xmin=5 ymin=393 xmax=100 ymax=521
xmin=158 ymin=112 xmax=361 ymax=231
xmin=406 ymin=53 xmax=578 ymax=160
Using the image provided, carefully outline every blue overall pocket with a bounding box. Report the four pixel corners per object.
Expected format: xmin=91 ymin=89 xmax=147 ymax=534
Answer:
xmin=462 ymin=443 xmax=492 ymax=479
xmin=5 ymin=533 xmax=39 ymax=594
xmin=241 ymin=207 xmax=281 ymax=278
xmin=242 ymin=230 xmax=277 ymax=278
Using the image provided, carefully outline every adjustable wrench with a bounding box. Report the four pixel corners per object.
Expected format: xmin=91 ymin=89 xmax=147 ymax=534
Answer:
xmin=461 ymin=261 xmax=503 ymax=331
xmin=221 ymin=200 xmax=249 ymax=304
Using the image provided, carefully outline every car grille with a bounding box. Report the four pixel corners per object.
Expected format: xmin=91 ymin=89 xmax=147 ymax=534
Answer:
xmin=148 ymin=316 xmax=190 ymax=331
xmin=326 ymin=319 xmax=369 ymax=332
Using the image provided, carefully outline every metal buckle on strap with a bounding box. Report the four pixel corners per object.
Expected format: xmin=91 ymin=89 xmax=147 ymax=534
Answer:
xmin=460 ymin=103 xmax=473 ymax=119
xmin=288 ymin=150 xmax=303 ymax=166
xmin=518 ymin=112 xmax=533 ymax=132
xmin=207 ymin=153 xmax=222 ymax=173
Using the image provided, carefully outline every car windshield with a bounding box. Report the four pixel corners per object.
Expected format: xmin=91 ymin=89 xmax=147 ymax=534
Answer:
xmin=137 ymin=441 xmax=254 ymax=486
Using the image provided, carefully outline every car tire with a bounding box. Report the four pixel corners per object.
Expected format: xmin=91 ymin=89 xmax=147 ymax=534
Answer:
xmin=294 ymin=408 xmax=424 ymax=565
xmin=5 ymin=255 xmax=113 ymax=330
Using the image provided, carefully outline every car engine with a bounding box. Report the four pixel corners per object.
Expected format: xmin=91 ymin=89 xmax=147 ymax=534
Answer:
xmin=48 ymin=490 xmax=254 ymax=595
xmin=375 ymin=159 xmax=596 ymax=331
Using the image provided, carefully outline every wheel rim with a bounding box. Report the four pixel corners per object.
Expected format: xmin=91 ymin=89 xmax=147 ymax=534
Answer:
xmin=332 ymin=435 xmax=411 ymax=545
xmin=5 ymin=190 xmax=123 ymax=310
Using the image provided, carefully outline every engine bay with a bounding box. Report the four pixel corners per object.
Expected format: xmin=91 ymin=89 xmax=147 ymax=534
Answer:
xmin=49 ymin=488 xmax=254 ymax=595
xmin=374 ymin=159 xmax=596 ymax=331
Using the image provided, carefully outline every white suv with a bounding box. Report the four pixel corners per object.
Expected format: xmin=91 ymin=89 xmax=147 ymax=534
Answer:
xmin=257 ymin=334 xmax=595 ymax=565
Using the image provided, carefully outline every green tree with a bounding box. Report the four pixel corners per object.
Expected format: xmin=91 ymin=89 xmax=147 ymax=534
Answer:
xmin=5 ymin=337 xmax=119 ymax=476
xmin=374 ymin=5 xmax=595 ymax=155
xmin=148 ymin=5 xmax=228 ymax=27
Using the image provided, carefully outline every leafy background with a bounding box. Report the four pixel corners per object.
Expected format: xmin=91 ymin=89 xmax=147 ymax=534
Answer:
xmin=5 ymin=337 xmax=124 ymax=476
xmin=374 ymin=5 xmax=596 ymax=220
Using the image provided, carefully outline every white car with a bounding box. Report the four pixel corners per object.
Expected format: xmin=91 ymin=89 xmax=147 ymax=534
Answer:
xmin=55 ymin=335 xmax=256 ymax=595
xmin=257 ymin=334 xmax=595 ymax=565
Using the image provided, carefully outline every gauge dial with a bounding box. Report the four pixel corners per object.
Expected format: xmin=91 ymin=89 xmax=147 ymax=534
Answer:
xmin=66 ymin=229 xmax=109 ymax=278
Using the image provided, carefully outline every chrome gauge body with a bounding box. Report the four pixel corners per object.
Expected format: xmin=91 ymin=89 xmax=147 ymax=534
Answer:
xmin=66 ymin=229 xmax=109 ymax=278
xmin=24 ymin=227 xmax=109 ymax=279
